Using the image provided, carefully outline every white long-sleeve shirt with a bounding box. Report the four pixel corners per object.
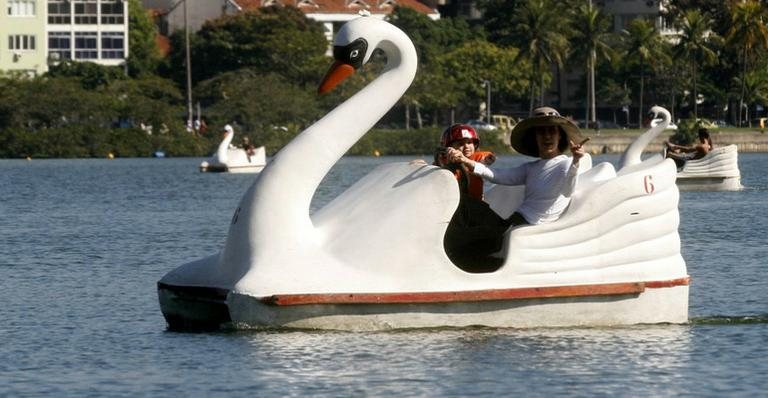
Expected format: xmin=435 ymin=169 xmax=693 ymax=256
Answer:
xmin=473 ymin=155 xmax=579 ymax=224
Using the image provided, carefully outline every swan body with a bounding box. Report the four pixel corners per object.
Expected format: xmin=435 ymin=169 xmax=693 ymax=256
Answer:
xmin=158 ymin=18 xmax=688 ymax=331
xmin=675 ymin=145 xmax=742 ymax=191
xmin=199 ymin=126 xmax=266 ymax=173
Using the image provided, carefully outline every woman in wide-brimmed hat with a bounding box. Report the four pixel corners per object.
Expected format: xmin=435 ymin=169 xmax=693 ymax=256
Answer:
xmin=446 ymin=106 xmax=588 ymax=226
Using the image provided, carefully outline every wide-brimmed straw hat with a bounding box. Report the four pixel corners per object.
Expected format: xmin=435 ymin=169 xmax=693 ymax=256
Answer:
xmin=509 ymin=107 xmax=585 ymax=157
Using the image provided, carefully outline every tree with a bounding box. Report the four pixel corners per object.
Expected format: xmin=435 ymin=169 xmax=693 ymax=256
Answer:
xmin=388 ymin=7 xmax=483 ymax=127
xmin=436 ymin=40 xmax=529 ymax=120
xmin=569 ymin=3 xmax=615 ymax=127
xmin=673 ymin=10 xmax=720 ymax=119
xmin=725 ymin=0 xmax=768 ymax=126
xmin=511 ymin=0 xmax=569 ymax=113
xmin=475 ymin=0 xmax=526 ymax=46
xmin=667 ymin=0 xmax=730 ymax=36
xmin=621 ymin=19 xmax=670 ymax=126
xmin=175 ymin=6 xmax=328 ymax=85
xmin=105 ymin=76 xmax=185 ymax=131
xmin=126 ymin=0 xmax=164 ymax=77
xmin=47 ymin=60 xmax=126 ymax=89
xmin=731 ymin=70 xmax=768 ymax=127
xmin=194 ymin=70 xmax=321 ymax=153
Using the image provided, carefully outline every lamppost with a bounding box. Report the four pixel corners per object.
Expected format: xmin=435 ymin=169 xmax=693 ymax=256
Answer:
xmin=168 ymin=0 xmax=194 ymax=131
xmin=482 ymin=80 xmax=491 ymax=123
xmin=184 ymin=0 xmax=193 ymax=131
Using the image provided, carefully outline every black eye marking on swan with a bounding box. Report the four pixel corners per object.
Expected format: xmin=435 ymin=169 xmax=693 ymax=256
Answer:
xmin=333 ymin=38 xmax=368 ymax=69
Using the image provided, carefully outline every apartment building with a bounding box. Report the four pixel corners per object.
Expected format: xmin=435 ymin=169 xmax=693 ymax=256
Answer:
xmin=1 ymin=0 xmax=46 ymax=75
xmin=0 ymin=0 xmax=129 ymax=76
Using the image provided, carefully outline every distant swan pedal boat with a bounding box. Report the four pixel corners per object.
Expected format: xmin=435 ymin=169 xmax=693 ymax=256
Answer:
xmin=199 ymin=124 xmax=266 ymax=173
xmin=158 ymin=17 xmax=689 ymax=331
xmin=675 ymin=145 xmax=742 ymax=191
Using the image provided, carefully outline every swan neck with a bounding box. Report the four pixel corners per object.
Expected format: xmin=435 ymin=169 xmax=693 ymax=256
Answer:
xmin=251 ymin=27 xmax=417 ymax=223
xmin=217 ymin=132 xmax=233 ymax=162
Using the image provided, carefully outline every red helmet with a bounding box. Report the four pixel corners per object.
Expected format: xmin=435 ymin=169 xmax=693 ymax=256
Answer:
xmin=441 ymin=124 xmax=480 ymax=148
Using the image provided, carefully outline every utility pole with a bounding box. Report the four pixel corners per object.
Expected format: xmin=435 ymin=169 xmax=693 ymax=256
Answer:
xmin=483 ymin=80 xmax=491 ymax=123
xmin=184 ymin=0 xmax=193 ymax=131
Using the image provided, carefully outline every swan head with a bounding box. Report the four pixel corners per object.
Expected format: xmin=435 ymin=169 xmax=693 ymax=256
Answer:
xmin=319 ymin=17 xmax=405 ymax=94
xmin=648 ymin=106 xmax=671 ymax=126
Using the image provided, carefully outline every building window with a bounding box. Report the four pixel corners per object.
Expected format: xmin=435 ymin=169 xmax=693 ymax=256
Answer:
xmin=101 ymin=32 xmax=124 ymax=59
xmin=8 ymin=34 xmax=36 ymax=50
xmin=74 ymin=32 xmax=98 ymax=59
xmin=101 ymin=1 xmax=124 ymax=24
xmin=48 ymin=0 xmax=71 ymax=24
xmin=74 ymin=0 xmax=98 ymax=24
xmin=7 ymin=0 xmax=36 ymax=16
xmin=49 ymin=32 xmax=72 ymax=60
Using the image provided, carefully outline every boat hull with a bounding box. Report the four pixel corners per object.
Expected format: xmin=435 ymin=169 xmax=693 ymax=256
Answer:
xmin=157 ymin=283 xmax=231 ymax=331
xmin=675 ymin=144 xmax=742 ymax=191
xmin=676 ymin=175 xmax=742 ymax=191
xmin=159 ymin=280 xmax=689 ymax=331
xmin=199 ymin=163 xmax=265 ymax=173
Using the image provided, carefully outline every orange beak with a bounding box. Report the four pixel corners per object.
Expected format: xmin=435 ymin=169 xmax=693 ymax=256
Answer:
xmin=318 ymin=61 xmax=355 ymax=94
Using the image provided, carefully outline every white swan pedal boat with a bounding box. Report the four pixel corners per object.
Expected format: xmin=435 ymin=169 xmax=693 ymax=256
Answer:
xmin=675 ymin=145 xmax=742 ymax=191
xmin=199 ymin=126 xmax=266 ymax=173
xmin=158 ymin=17 xmax=689 ymax=331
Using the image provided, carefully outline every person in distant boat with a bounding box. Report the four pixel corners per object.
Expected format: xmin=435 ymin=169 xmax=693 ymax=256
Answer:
xmin=664 ymin=128 xmax=712 ymax=168
xmin=241 ymin=136 xmax=257 ymax=162
xmin=446 ymin=106 xmax=587 ymax=227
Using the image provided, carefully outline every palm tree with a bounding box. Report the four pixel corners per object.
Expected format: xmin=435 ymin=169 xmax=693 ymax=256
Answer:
xmin=621 ymin=19 xmax=670 ymax=126
xmin=569 ymin=3 xmax=615 ymax=128
xmin=512 ymin=0 xmax=569 ymax=113
xmin=725 ymin=0 xmax=768 ymax=126
xmin=673 ymin=10 xmax=720 ymax=119
xmin=732 ymin=70 xmax=768 ymax=127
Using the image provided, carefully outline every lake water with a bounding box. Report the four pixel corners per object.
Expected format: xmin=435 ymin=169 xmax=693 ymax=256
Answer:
xmin=1 ymin=154 xmax=766 ymax=396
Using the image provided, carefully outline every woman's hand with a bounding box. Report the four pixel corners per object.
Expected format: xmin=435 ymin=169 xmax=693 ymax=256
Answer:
xmin=480 ymin=153 xmax=496 ymax=165
xmin=569 ymin=139 xmax=586 ymax=165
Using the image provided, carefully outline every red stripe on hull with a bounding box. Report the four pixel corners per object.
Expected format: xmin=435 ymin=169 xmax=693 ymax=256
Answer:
xmin=261 ymin=276 xmax=690 ymax=306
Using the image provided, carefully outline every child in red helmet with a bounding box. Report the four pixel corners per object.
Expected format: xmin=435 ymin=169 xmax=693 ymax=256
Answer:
xmin=435 ymin=124 xmax=496 ymax=201
xmin=434 ymin=124 xmax=508 ymax=272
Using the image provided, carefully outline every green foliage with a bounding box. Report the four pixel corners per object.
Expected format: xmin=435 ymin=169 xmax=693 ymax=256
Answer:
xmin=126 ymin=0 xmax=164 ymax=77
xmin=673 ymin=10 xmax=721 ymax=118
xmin=47 ymin=60 xmax=127 ymax=89
xmin=177 ymin=6 xmax=328 ymax=85
xmin=0 ymin=73 xmax=206 ymax=158
xmin=511 ymin=0 xmax=570 ymax=107
xmin=0 ymin=125 xmax=208 ymax=158
xmin=667 ymin=0 xmax=730 ymax=36
xmin=670 ymin=118 xmax=699 ymax=145
xmin=476 ymin=0 xmax=525 ymax=46
xmin=437 ymin=41 xmax=528 ymax=101
xmin=387 ymin=7 xmax=491 ymax=125
xmin=388 ymin=6 xmax=483 ymax=65
xmin=620 ymin=19 xmax=671 ymax=125
xmin=194 ymin=70 xmax=321 ymax=154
